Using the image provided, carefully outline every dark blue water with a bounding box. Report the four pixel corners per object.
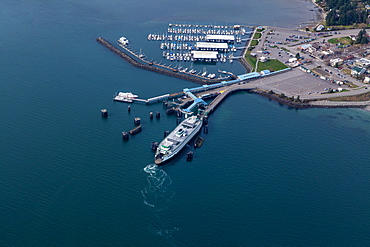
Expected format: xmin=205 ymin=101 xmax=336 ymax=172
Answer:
xmin=1 ymin=1 xmax=369 ymax=246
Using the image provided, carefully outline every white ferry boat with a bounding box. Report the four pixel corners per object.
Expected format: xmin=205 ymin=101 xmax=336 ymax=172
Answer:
xmin=113 ymin=92 xmax=138 ymax=103
xmin=154 ymin=115 xmax=203 ymax=165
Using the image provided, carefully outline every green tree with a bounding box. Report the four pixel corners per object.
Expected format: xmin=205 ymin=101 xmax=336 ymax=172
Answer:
xmin=361 ymin=36 xmax=368 ymax=44
xmin=356 ymin=28 xmax=368 ymax=44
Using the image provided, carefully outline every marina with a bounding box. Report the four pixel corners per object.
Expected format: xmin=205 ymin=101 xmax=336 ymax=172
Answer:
xmin=147 ymin=23 xmax=251 ymax=63
xmin=97 ymin=23 xmax=253 ymax=85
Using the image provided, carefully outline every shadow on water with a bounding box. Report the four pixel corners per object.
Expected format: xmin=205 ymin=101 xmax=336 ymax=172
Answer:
xmin=142 ymin=164 xmax=181 ymax=245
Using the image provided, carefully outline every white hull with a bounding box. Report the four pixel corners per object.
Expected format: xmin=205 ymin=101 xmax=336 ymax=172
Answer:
xmin=113 ymin=92 xmax=138 ymax=103
xmin=113 ymin=96 xmax=133 ymax=102
xmin=155 ymin=116 xmax=202 ymax=164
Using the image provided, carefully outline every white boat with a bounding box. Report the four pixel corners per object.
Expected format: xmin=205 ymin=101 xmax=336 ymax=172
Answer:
xmin=118 ymin=37 xmax=129 ymax=46
xmin=113 ymin=92 xmax=138 ymax=103
xmin=154 ymin=115 xmax=203 ymax=165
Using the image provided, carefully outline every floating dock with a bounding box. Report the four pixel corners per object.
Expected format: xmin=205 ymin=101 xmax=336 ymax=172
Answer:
xmin=129 ymin=125 xmax=142 ymax=135
xmin=194 ymin=136 xmax=204 ymax=148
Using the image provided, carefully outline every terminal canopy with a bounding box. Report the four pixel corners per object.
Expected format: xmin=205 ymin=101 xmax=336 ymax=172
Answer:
xmin=191 ymin=51 xmax=218 ymax=59
xmin=196 ymin=42 xmax=228 ymax=50
xmin=205 ymin=34 xmax=235 ymax=42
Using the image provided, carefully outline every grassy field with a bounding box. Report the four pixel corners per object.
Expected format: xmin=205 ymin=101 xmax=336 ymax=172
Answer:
xmin=245 ymin=52 xmax=288 ymax=72
xmin=250 ymin=40 xmax=259 ymax=46
xmin=328 ymin=37 xmax=352 ymax=45
xmin=253 ymin=32 xmax=262 ymax=39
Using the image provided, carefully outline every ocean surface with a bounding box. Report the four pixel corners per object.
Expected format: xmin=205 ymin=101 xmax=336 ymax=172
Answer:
xmin=1 ymin=0 xmax=369 ymax=246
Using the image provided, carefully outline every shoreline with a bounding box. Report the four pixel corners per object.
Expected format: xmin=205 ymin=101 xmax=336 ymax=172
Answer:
xmin=249 ymin=88 xmax=370 ymax=109
xmin=309 ymin=0 xmax=327 ymax=29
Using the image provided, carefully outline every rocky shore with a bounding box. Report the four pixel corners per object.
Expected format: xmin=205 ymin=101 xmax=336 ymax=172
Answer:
xmin=250 ymin=88 xmax=369 ymax=109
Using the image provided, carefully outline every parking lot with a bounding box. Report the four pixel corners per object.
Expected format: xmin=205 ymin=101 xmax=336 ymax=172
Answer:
xmin=250 ymin=68 xmax=345 ymax=99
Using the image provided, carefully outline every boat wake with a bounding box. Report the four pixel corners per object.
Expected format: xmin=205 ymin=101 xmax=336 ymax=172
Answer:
xmin=142 ymin=163 xmax=175 ymax=212
xmin=142 ymin=164 xmax=179 ymax=240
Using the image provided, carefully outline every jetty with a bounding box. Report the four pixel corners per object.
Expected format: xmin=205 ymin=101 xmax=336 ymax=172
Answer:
xmin=96 ymin=37 xmax=233 ymax=85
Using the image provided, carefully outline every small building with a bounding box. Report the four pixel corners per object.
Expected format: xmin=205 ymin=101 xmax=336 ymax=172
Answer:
xmin=330 ymin=58 xmax=343 ymax=67
xmin=364 ymin=76 xmax=370 ymax=83
xmin=259 ymin=56 xmax=268 ymax=62
xmin=321 ymin=49 xmax=334 ymax=56
xmin=298 ymin=44 xmax=316 ymax=53
xmin=261 ymin=70 xmax=271 ymax=75
xmin=351 ymin=66 xmax=366 ymax=76
xmin=316 ymin=24 xmax=325 ymax=31
xmin=355 ymin=58 xmax=370 ymax=68
xmin=298 ymin=44 xmax=312 ymax=51
xmin=349 ymin=35 xmax=357 ymax=41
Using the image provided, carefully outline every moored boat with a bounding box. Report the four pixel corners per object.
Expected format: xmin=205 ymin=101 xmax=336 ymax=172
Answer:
xmin=113 ymin=92 xmax=138 ymax=103
xmin=118 ymin=37 xmax=129 ymax=46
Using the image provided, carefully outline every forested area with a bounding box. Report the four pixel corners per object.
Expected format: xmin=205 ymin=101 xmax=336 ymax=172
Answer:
xmin=322 ymin=0 xmax=368 ymax=26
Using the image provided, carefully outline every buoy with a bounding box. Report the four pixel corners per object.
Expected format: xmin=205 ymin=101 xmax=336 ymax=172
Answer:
xmin=128 ymin=105 xmax=131 ymax=112
xmin=149 ymin=112 xmax=153 ymax=119
xmin=101 ymin=109 xmax=108 ymax=117
xmin=156 ymin=111 xmax=161 ymax=119
xmin=122 ymin=131 xmax=129 ymax=140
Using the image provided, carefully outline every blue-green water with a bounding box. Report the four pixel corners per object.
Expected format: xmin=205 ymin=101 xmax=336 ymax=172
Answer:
xmin=1 ymin=1 xmax=369 ymax=246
